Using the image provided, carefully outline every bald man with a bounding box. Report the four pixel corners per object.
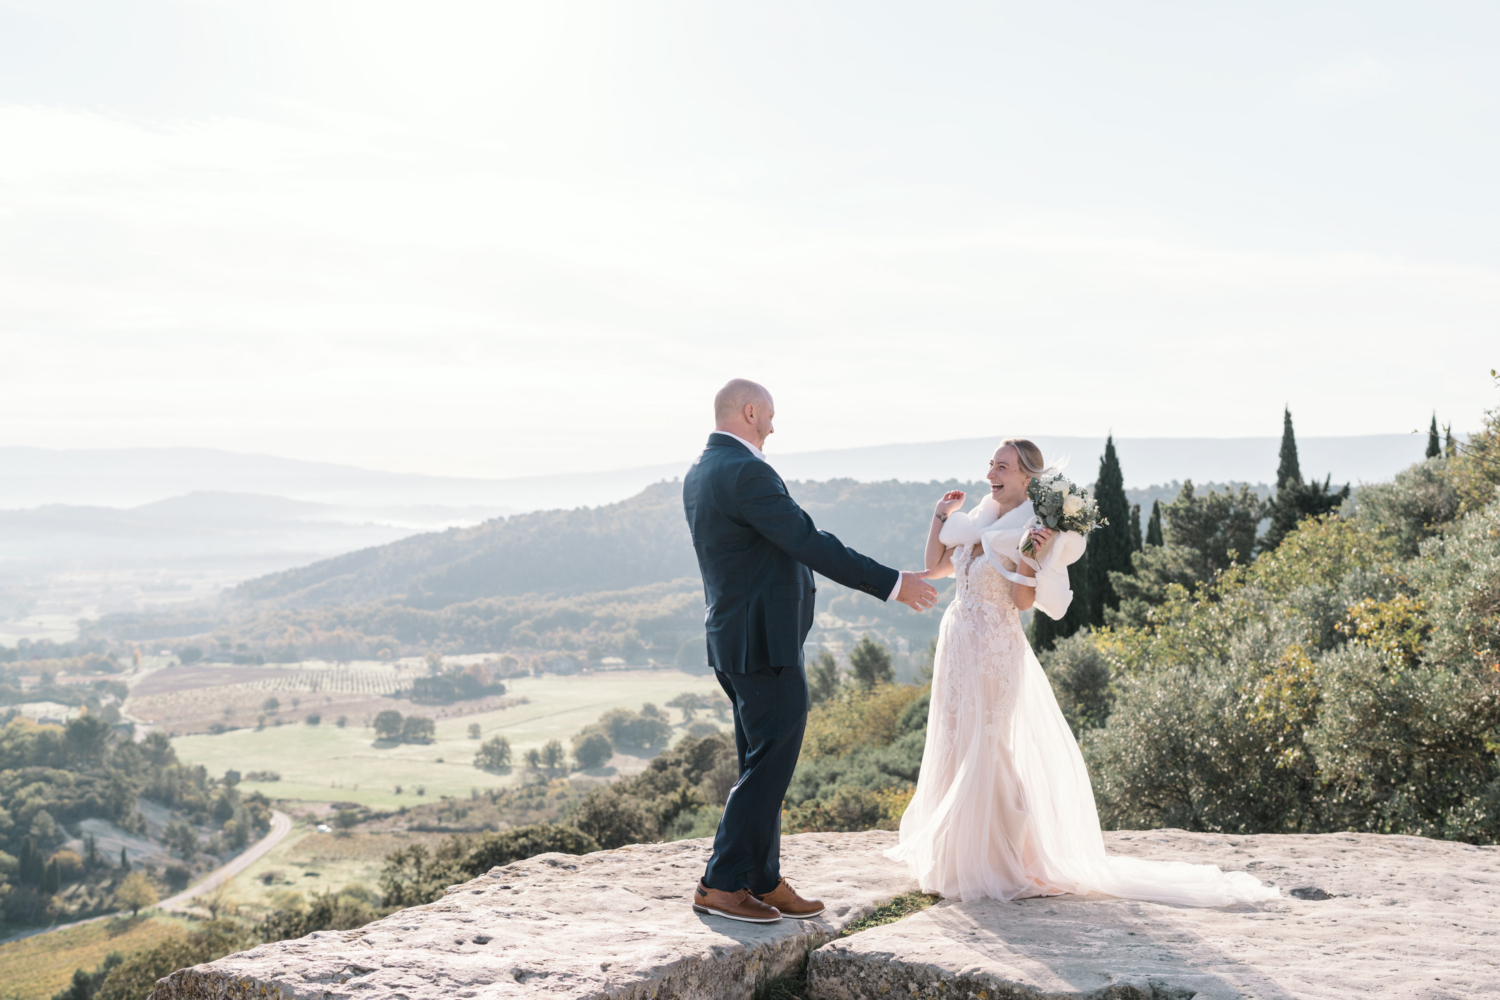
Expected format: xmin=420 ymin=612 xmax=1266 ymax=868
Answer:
xmin=682 ymin=379 xmax=937 ymax=923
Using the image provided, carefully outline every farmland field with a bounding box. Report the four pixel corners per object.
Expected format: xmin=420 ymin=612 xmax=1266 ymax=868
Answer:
xmin=0 ymin=914 xmax=191 ymax=1000
xmin=209 ymin=823 xmax=449 ymax=917
xmin=127 ymin=658 xmax=449 ymax=734
xmin=169 ymin=669 xmax=728 ymax=808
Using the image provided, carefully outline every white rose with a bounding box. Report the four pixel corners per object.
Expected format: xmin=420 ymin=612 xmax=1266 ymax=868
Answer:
xmin=1056 ymin=483 xmax=1071 ymax=499
xmin=1062 ymin=495 xmax=1084 ymax=517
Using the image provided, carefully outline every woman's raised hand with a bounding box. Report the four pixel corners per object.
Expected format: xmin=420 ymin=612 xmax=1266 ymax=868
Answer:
xmin=935 ymin=490 xmax=966 ymax=516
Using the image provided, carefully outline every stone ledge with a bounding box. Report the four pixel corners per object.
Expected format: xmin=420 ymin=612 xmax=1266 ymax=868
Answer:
xmin=149 ymin=829 xmax=1500 ymax=1000
xmin=148 ymin=831 xmax=916 ymax=1000
xmin=806 ymin=830 xmax=1500 ymax=1000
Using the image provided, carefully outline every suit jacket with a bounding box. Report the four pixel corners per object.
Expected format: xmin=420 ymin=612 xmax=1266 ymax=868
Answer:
xmin=683 ymin=433 xmax=900 ymax=673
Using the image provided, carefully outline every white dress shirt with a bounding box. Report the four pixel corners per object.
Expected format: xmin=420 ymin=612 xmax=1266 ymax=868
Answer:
xmin=711 ymin=430 xmax=904 ymax=602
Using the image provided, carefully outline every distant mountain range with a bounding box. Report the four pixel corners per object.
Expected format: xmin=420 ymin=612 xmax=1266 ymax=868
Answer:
xmin=90 ymin=476 xmax=1280 ymax=661
xmin=0 ymin=491 xmax=501 ymax=574
xmin=0 ymin=434 xmax=1428 ymax=514
xmin=223 ymin=477 xmax=1251 ymax=614
xmin=1 ymin=433 xmax=1426 ymax=644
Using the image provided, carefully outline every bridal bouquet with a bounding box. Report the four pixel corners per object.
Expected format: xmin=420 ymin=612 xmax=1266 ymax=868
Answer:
xmin=1021 ymin=474 xmax=1106 ymax=557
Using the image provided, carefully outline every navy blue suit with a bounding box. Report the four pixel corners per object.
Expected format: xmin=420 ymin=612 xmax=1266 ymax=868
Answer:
xmin=684 ymin=432 xmax=899 ymax=893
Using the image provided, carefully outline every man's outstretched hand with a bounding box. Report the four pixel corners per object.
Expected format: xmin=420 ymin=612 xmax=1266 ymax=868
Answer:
xmin=896 ymin=570 xmax=938 ymax=611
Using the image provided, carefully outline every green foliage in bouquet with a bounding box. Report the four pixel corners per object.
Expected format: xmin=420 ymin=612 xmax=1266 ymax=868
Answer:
xmin=1022 ymin=474 xmax=1106 ymax=558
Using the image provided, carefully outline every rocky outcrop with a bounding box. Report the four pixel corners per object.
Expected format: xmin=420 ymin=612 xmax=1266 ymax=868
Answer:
xmin=149 ymin=831 xmax=916 ymax=1000
xmin=810 ymin=829 xmax=1500 ymax=999
xmin=149 ymin=829 xmax=1500 ymax=1000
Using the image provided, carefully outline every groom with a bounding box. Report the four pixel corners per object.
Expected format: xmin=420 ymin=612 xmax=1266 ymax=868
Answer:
xmin=683 ymin=379 xmax=937 ymax=923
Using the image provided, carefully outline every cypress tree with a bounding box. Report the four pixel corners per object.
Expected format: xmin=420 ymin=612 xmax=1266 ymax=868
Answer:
xmin=1145 ymin=499 xmax=1164 ymax=547
xmin=19 ymin=838 xmax=38 ymax=886
xmin=1087 ymin=436 xmax=1134 ymax=624
xmin=1266 ymin=408 xmax=1307 ymax=551
xmin=120 ymin=846 xmax=129 ymax=870
xmin=43 ymin=858 xmax=59 ymax=895
xmin=1128 ymin=503 xmax=1142 ymax=552
xmin=1444 ymin=422 xmax=1456 ymax=459
xmin=1276 ymin=406 xmax=1302 ymax=491
xmin=1264 ymin=409 xmax=1349 ymax=552
xmin=1426 ymin=413 xmax=1441 ymax=459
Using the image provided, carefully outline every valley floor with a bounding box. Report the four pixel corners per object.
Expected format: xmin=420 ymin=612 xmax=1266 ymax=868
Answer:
xmin=167 ymin=668 xmax=728 ymax=809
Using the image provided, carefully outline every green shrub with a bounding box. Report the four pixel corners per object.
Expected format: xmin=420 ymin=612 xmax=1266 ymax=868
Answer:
xmin=1103 ymin=543 xmax=1200 ymax=629
xmin=570 ymin=727 xmax=613 ymax=769
xmin=474 ymin=735 xmax=512 ymax=771
xmin=95 ymin=920 xmax=252 ymax=1000
xmin=465 ymin=823 xmax=600 ymax=871
xmin=260 ymin=887 xmax=385 ymax=942
xmin=1083 ymin=650 xmax=1322 ymax=835
xmin=1038 ymin=632 xmax=1113 ymax=735
xmin=784 ymin=786 xmax=910 ymax=833
xmin=567 ymin=787 xmax=655 ymax=850
xmin=52 ymin=952 xmax=123 ymax=1000
xmin=1409 ymin=497 xmax=1500 ymax=671
xmin=1355 ymin=458 xmax=1461 ymax=557
xmin=373 ymin=710 xmax=403 ymax=741
xmin=400 ymin=716 xmax=435 ymax=743
xmin=1309 ymin=644 xmax=1500 ymax=842
xmin=598 ymin=707 xmax=672 ymax=749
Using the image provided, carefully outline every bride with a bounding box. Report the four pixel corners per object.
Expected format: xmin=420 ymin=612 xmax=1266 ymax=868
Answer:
xmin=886 ymin=438 xmax=1279 ymax=907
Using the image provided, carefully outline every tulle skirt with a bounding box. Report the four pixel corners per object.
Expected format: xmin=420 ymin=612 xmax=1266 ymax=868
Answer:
xmin=886 ymin=602 xmax=1279 ymax=907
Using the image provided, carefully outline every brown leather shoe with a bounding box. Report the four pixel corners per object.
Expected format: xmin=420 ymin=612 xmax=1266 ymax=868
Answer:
xmin=754 ymin=877 xmax=824 ymax=919
xmin=692 ymin=881 xmax=782 ymax=923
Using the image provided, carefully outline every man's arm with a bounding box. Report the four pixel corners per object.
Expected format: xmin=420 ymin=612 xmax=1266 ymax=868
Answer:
xmin=736 ymin=463 xmax=923 ymax=603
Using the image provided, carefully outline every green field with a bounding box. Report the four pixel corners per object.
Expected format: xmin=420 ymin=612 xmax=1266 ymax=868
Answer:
xmin=211 ymin=823 xmax=440 ymax=916
xmin=170 ymin=669 xmax=727 ymax=808
xmin=0 ymin=914 xmax=192 ymax=1000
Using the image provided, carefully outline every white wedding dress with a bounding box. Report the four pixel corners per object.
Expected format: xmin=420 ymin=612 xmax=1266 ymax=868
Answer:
xmin=886 ymin=497 xmax=1279 ymax=907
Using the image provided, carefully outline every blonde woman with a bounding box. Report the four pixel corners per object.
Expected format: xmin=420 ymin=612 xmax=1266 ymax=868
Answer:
xmin=886 ymin=439 xmax=1279 ymax=907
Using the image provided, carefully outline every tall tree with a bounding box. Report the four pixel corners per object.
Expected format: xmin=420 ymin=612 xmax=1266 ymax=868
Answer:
xmin=1128 ymin=503 xmax=1142 ymax=552
xmin=1444 ymin=422 xmax=1457 ymax=459
xmin=1263 ymin=408 xmax=1350 ymax=552
xmin=1145 ymin=499 xmax=1164 ymax=547
xmin=849 ymin=635 xmax=894 ymax=690
xmin=1427 ymin=413 xmax=1442 ymax=459
xmin=807 ymin=649 xmax=842 ymax=705
xmin=1086 ymin=436 xmax=1134 ymax=625
xmin=1165 ymin=481 xmax=1264 ymax=578
xmin=1276 ymin=406 xmax=1302 ymax=491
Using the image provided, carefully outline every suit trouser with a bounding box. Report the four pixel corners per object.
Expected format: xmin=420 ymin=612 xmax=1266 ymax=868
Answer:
xmin=701 ymin=662 xmax=809 ymax=894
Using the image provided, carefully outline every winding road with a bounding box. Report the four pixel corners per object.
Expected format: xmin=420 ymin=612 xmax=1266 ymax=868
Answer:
xmin=158 ymin=809 xmax=293 ymax=911
xmin=0 ymin=809 xmax=293 ymax=946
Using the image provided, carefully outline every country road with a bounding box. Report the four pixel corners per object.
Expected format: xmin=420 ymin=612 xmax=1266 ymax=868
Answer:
xmin=0 ymin=809 xmax=293 ymax=946
xmin=158 ymin=809 xmax=293 ymax=911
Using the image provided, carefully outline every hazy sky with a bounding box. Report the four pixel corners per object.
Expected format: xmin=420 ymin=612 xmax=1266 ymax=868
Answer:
xmin=2 ymin=1 xmax=1496 ymax=478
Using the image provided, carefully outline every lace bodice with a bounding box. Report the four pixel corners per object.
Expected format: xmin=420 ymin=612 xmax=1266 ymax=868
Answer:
xmin=951 ymin=542 xmax=1016 ymax=618
xmin=931 ymin=542 xmax=1027 ymax=756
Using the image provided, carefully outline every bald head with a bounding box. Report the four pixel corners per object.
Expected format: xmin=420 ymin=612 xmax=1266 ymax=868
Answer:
xmin=713 ymin=379 xmax=775 ymax=449
xmin=714 ymin=379 xmax=770 ymax=424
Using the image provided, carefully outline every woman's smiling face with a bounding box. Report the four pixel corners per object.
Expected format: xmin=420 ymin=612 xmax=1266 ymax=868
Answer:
xmin=986 ymin=444 xmax=1029 ymax=505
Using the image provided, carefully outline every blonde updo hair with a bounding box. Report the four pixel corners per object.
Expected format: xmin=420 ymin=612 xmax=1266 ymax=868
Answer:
xmin=1002 ymin=437 xmax=1065 ymax=478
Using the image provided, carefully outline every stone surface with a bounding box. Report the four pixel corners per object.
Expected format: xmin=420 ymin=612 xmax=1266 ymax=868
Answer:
xmin=149 ymin=831 xmax=917 ymax=1000
xmin=150 ymin=828 xmax=1500 ymax=1000
xmin=807 ymin=829 xmax=1500 ymax=1000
